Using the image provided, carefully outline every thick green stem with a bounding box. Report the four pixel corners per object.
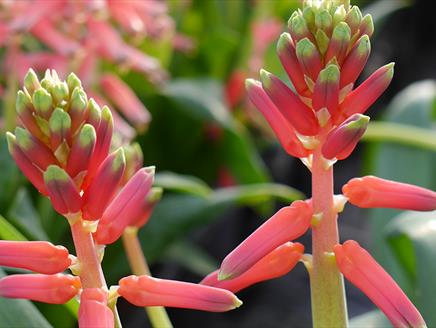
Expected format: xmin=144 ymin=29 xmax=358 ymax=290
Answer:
xmin=310 ymin=148 xmax=348 ymax=328
xmin=122 ymin=227 xmax=173 ymax=328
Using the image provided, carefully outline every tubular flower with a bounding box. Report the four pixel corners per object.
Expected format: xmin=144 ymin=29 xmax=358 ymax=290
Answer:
xmin=118 ymin=275 xmax=242 ymax=312
xmin=0 ymin=274 xmax=80 ymax=304
xmin=218 ymin=200 xmax=312 ymax=280
xmin=78 ymin=288 xmax=114 ymax=328
xmin=334 ymin=241 xmax=426 ymax=327
xmin=0 ymin=240 xmax=71 ymax=274
xmin=201 ymin=242 xmax=304 ymax=293
xmin=343 ymin=176 xmax=436 ymax=211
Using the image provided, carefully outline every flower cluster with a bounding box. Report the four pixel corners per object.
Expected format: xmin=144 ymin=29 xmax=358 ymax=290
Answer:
xmin=200 ymin=0 xmax=436 ymax=326
xmin=0 ymin=70 xmax=241 ymax=327
xmin=0 ymin=0 xmax=191 ymax=140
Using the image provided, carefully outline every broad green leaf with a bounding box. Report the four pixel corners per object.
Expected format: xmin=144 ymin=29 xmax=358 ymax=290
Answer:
xmin=8 ymin=188 xmax=48 ymax=241
xmin=0 ymin=135 xmax=21 ymax=213
xmin=349 ymin=310 xmax=390 ymax=328
xmin=385 ymin=211 xmax=436 ymax=325
xmin=0 ymin=215 xmax=26 ymax=241
xmin=155 ymin=172 xmax=212 ymax=197
xmin=0 ymin=268 xmax=52 ymax=328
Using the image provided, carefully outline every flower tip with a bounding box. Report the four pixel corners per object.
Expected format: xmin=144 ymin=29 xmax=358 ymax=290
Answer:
xmin=44 ymin=165 xmax=68 ymax=183
xmin=217 ymin=270 xmax=233 ymax=281
xmin=233 ymin=297 xmax=243 ymax=309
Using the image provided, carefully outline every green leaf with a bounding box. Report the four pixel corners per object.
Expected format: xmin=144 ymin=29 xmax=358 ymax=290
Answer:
xmin=349 ymin=310 xmax=390 ymax=328
xmin=164 ymin=240 xmax=218 ymax=276
xmin=155 ymin=172 xmax=212 ymax=197
xmin=8 ymin=188 xmax=48 ymax=241
xmin=0 ymin=268 xmax=52 ymax=328
xmin=385 ymin=211 xmax=436 ymax=325
xmin=0 ymin=215 xmax=26 ymax=241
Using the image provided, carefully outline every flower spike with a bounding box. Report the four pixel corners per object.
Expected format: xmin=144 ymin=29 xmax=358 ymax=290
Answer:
xmin=245 ymin=79 xmax=309 ymax=158
xmin=201 ymin=242 xmax=303 ymax=293
xmin=0 ymin=241 xmax=71 ymax=275
xmin=343 ymin=176 xmax=436 ymax=211
xmin=78 ymin=288 xmax=114 ymax=328
xmin=260 ymin=69 xmax=319 ymax=136
xmin=0 ymin=274 xmax=80 ymax=304
xmin=218 ymin=200 xmax=312 ymax=280
xmin=322 ymin=114 xmax=369 ymax=160
xmin=118 ymin=275 xmax=242 ymax=312
xmin=334 ymin=241 xmax=426 ymax=327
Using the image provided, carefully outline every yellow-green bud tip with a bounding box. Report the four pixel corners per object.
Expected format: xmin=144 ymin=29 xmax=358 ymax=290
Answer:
xmin=32 ymin=88 xmax=53 ymax=114
xmin=78 ymin=124 xmax=96 ymax=148
xmin=44 ymin=165 xmax=69 ymax=182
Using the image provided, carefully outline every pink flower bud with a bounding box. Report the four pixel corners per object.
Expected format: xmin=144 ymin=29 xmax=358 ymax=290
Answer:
xmin=6 ymin=132 xmax=48 ymax=195
xmin=276 ymin=33 xmax=309 ymax=96
xmin=0 ymin=274 xmax=80 ymax=304
xmin=43 ymin=165 xmax=82 ymax=215
xmin=30 ymin=20 xmax=80 ymax=56
xmin=245 ymin=79 xmax=309 ymax=158
xmin=78 ymin=288 xmax=114 ymax=328
xmin=338 ymin=63 xmax=394 ymax=122
xmin=334 ymin=241 xmax=426 ymax=327
xmin=118 ymin=275 xmax=242 ymax=312
xmin=0 ymin=241 xmax=71 ymax=274
xmin=312 ymin=65 xmax=340 ymax=116
xmin=14 ymin=127 xmax=58 ymax=170
xmin=295 ymin=38 xmax=323 ymax=82
xmin=16 ymin=90 xmax=46 ymax=143
xmin=82 ymin=148 xmax=126 ymax=220
xmin=129 ymin=187 xmax=163 ymax=228
xmin=322 ymin=114 xmax=369 ymax=160
xmin=83 ymin=106 xmax=114 ymax=188
xmin=49 ymin=108 xmax=72 ymax=150
xmin=218 ymin=200 xmax=312 ymax=280
xmin=201 ymin=242 xmax=303 ymax=293
xmin=66 ymin=124 xmax=96 ymax=178
xmin=340 ymin=35 xmax=371 ymax=88
xmin=325 ymin=22 xmax=351 ymax=65
xmin=100 ymin=74 xmax=150 ymax=131
xmin=94 ymin=167 xmax=155 ymax=244
xmin=343 ymin=176 xmax=436 ymax=211
xmin=260 ymin=70 xmax=319 ymax=136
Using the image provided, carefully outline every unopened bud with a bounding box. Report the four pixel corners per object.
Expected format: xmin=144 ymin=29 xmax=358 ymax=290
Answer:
xmin=23 ymin=69 xmax=41 ymax=95
xmin=322 ymin=114 xmax=369 ymax=160
xmin=33 ymin=88 xmax=53 ymax=119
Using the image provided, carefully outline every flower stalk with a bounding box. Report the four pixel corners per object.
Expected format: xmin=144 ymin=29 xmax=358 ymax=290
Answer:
xmin=122 ymin=227 xmax=173 ymax=328
xmin=310 ymin=146 xmax=347 ymax=327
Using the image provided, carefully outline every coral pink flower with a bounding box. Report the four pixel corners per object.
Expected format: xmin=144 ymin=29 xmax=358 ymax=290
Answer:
xmin=0 ymin=241 xmax=71 ymax=274
xmin=343 ymin=176 xmax=436 ymax=211
xmin=245 ymin=79 xmax=309 ymax=158
xmin=78 ymin=288 xmax=114 ymax=328
xmin=43 ymin=165 xmax=83 ymax=215
xmin=337 ymin=63 xmax=394 ymax=123
xmin=322 ymin=114 xmax=370 ymax=160
xmin=201 ymin=242 xmax=303 ymax=293
xmin=334 ymin=241 xmax=426 ymax=327
xmin=219 ymin=200 xmax=312 ymax=280
xmin=118 ymin=275 xmax=242 ymax=312
xmin=94 ymin=167 xmax=155 ymax=244
xmin=100 ymin=74 xmax=150 ymax=131
xmin=0 ymin=274 xmax=80 ymax=304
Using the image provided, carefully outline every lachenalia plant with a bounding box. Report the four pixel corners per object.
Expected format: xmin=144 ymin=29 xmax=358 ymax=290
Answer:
xmin=0 ymin=69 xmax=242 ymax=327
xmin=200 ymin=1 xmax=435 ymax=327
